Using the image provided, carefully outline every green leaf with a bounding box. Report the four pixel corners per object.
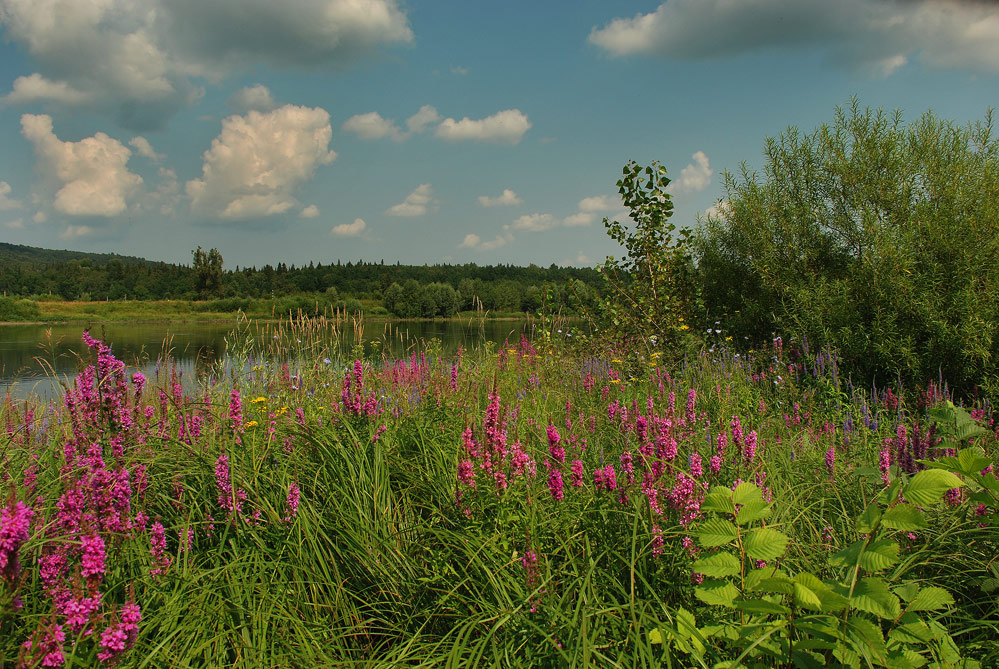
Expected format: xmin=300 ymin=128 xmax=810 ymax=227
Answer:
xmin=906 ymin=586 xmax=954 ymax=612
xmin=793 ymin=581 xmax=823 ymax=611
xmin=745 ymin=567 xmax=792 ymax=593
xmin=648 ymin=628 xmax=664 ymax=645
xmin=852 ymin=578 xmax=901 ymax=619
xmin=744 ymin=528 xmax=790 ymax=561
xmin=846 ymin=616 xmax=888 ymax=664
xmin=858 ymin=540 xmax=900 ymax=572
xmin=878 ymin=478 xmax=904 ymax=505
xmin=829 ymin=539 xmax=864 ymax=568
xmin=732 ymin=482 xmax=763 ymax=505
xmin=735 ymin=598 xmax=791 ymax=616
xmin=956 ymin=423 xmax=988 ymax=442
xmin=697 ymin=517 xmax=739 ymax=548
xmin=735 ymin=498 xmax=772 ymax=525
xmin=904 ymin=469 xmax=964 ymax=506
xmin=856 ymin=503 xmax=882 ymax=534
xmin=702 ymin=487 xmax=736 ymax=514
xmin=881 ymin=504 xmax=928 ymax=532
xmin=694 ymin=579 xmax=740 ymax=608
xmin=693 ymin=551 xmax=741 ymax=578
xmin=957 ymin=447 xmax=993 ymax=474
xmin=893 ymin=583 xmax=919 ymax=603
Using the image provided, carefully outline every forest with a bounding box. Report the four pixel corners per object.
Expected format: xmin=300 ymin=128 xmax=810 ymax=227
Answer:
xmin=0 ymin=242 xmax=603 ymax=317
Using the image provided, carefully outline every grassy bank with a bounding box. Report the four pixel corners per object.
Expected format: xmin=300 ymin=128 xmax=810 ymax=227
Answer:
xmin=1 ymin=325 xmax=997 ymax=666
xmin=0 ymin=297 xmax=533 ymax=324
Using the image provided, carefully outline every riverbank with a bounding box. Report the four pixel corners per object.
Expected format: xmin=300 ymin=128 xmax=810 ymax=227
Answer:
xmin=0 ymin=298 xmax=538 ymax=324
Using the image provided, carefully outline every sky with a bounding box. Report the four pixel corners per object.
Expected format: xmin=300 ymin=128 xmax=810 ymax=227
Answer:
xmin=0 ymin=0 xmax=997 ymax=270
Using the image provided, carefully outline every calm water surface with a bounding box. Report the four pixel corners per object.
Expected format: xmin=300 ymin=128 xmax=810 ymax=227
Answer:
xmin=0 ymin=319 xmax=537 ymax=401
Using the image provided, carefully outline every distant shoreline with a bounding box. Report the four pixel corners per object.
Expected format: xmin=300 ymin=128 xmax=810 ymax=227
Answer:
xmin=0 ymin=300 xmax=545 ymax=325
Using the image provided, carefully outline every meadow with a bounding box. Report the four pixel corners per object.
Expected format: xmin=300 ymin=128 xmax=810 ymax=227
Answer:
xmin=1 ymin=318 xmax=997 ymax=668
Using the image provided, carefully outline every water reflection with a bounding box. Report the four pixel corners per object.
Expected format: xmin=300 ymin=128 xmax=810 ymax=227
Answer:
xmin=0 ymin=318 xmax=538 ymax=401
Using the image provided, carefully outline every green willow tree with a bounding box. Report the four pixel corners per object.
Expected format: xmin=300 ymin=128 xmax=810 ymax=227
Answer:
xmin=599 ymin=161 xmax=698 ymax=359
xmin=695 ymin=100 xmax=999 ymax=393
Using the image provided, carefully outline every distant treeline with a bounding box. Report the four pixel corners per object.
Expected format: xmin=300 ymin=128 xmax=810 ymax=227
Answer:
xmin=0 ymin=243 xmax=602 ymax=317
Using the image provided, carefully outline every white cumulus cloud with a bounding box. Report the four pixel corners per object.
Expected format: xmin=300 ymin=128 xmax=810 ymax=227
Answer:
xmin=589 ymin=0 xmax=999 ymax=75
xmin=59 ymin=224 xmax=95 ymax=240
xmin=477 ymin=188 xmax=522 ymax=207
xmin=0 ymin=181 xmax=22 ymax=210
xmin=331 ymin=217 xmax=366 ymax=237
xmin=20 ymin=113 xmax=143 ymax=217
xmin=405 ymin=105 xmax=441 ymax=134
xmin=300 ymin=204 xmax=320 ymax=219
xmin=229 ymin=84 xmax=277 ymax=113
xmin=667 ymin=150 xmax=712 ymax=194
xmin=386 ymin=183 xmax=434 ymax=216
xmin=342 ymin=111 xmax=403 ymax=140
xmin=0 ymin=0 xmax=413 ymax=129
xmin=6 ymin=217 xmax=24 ymax=229
xmin=461 ymin=227 xmax=513 ymax=251
xmin=578 ymin=195 xmax=616 ymax=212
xmin=186 ymin=104 xmax=336 ymax=220
xmin=129 ymin=136 xmax=164 ymax=162
xmin=512 ymin=212 xmax=557 ymax=232
xmin=343 ymin=105 xmax=441 ymax=141
xmin=435 ymin=109 xmax=532 ymax=144
xmin=1 ymin=73 xmax=93 ymax=106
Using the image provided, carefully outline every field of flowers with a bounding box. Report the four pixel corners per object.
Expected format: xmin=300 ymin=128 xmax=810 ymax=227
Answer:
xmin=1 ymin=324 xmax=998 ymax=667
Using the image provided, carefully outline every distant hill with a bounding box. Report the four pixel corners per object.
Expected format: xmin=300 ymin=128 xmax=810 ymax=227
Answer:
xmin=0 ymin=242 xmax=158 ymax=266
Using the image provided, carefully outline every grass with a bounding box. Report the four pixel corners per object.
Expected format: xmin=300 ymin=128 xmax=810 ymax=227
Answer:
xmin=1 ymin=298 xmax=545 ymax=324
xmin=1 ymin=323 xmax=998 ymax=666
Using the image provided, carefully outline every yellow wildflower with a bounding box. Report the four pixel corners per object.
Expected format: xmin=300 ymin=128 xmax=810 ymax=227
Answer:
xmin=245 ymin=420 xmax=258 ymax=427
xmin=252 ymin=397 xmax=267 ymax=403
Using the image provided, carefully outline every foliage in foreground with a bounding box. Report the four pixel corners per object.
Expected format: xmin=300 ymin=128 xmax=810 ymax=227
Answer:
xmin=1 ymin=327 xmax=998 ymax=666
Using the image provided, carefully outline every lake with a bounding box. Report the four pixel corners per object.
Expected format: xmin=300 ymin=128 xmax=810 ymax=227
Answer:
xmin=0 ymin=317 xmax=541 ymax=401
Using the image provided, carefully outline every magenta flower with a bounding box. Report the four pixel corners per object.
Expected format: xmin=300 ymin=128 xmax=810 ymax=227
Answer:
xmin=547 ymin=466 xmax=564 ymax=501
xmin=80 ymin=533 xmax=106 ymax=581
xmin=0 ymin=499 xmax=32 ymax=584
xmin=457 ymin=460 xmax=476 ymax=489
xmin=149 ymin=522 xmax=171 ymax=577
xmin=546 ymin=425 xmax=565 ymax=464
xmin=284 ymin=482 xmax=301 ymax=522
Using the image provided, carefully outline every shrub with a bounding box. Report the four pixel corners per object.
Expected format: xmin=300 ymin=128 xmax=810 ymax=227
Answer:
xmin=695 ymin=100 xmax=999 ymax=395
xmin=0 ymin=296 xmax=41 ymax=321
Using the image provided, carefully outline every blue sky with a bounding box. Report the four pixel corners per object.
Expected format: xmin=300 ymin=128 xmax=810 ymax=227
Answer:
xmin=0 ymin=0 xmax=997 ymax=269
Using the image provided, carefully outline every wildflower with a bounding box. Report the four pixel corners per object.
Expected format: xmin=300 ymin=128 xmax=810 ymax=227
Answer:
xmin=80 ymin=533 xmax=106 ymax=581
xmin=743 ymin=430 xmax=758 ymax=464
xmin=547 ymin=466 xmax=565 ymax=501
xmin=457 ymin=460 xmax=476 ymax=489
xmin=149 ymin=522 xmax=170 ymax=577
xmin=570 ymin=460 xmax=584 ymax=487
xmin=0 ymin=499 xmax=32 ymax=584
xmin=284 ymin=483 xmax=301 ymax=522
xmin=825 ymin=445 xmax=835 ymax=475
xmin=546 ymin=425 xmax=565 ymax=464
xmin=97 ymin=600 xmax=141 ymax=664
